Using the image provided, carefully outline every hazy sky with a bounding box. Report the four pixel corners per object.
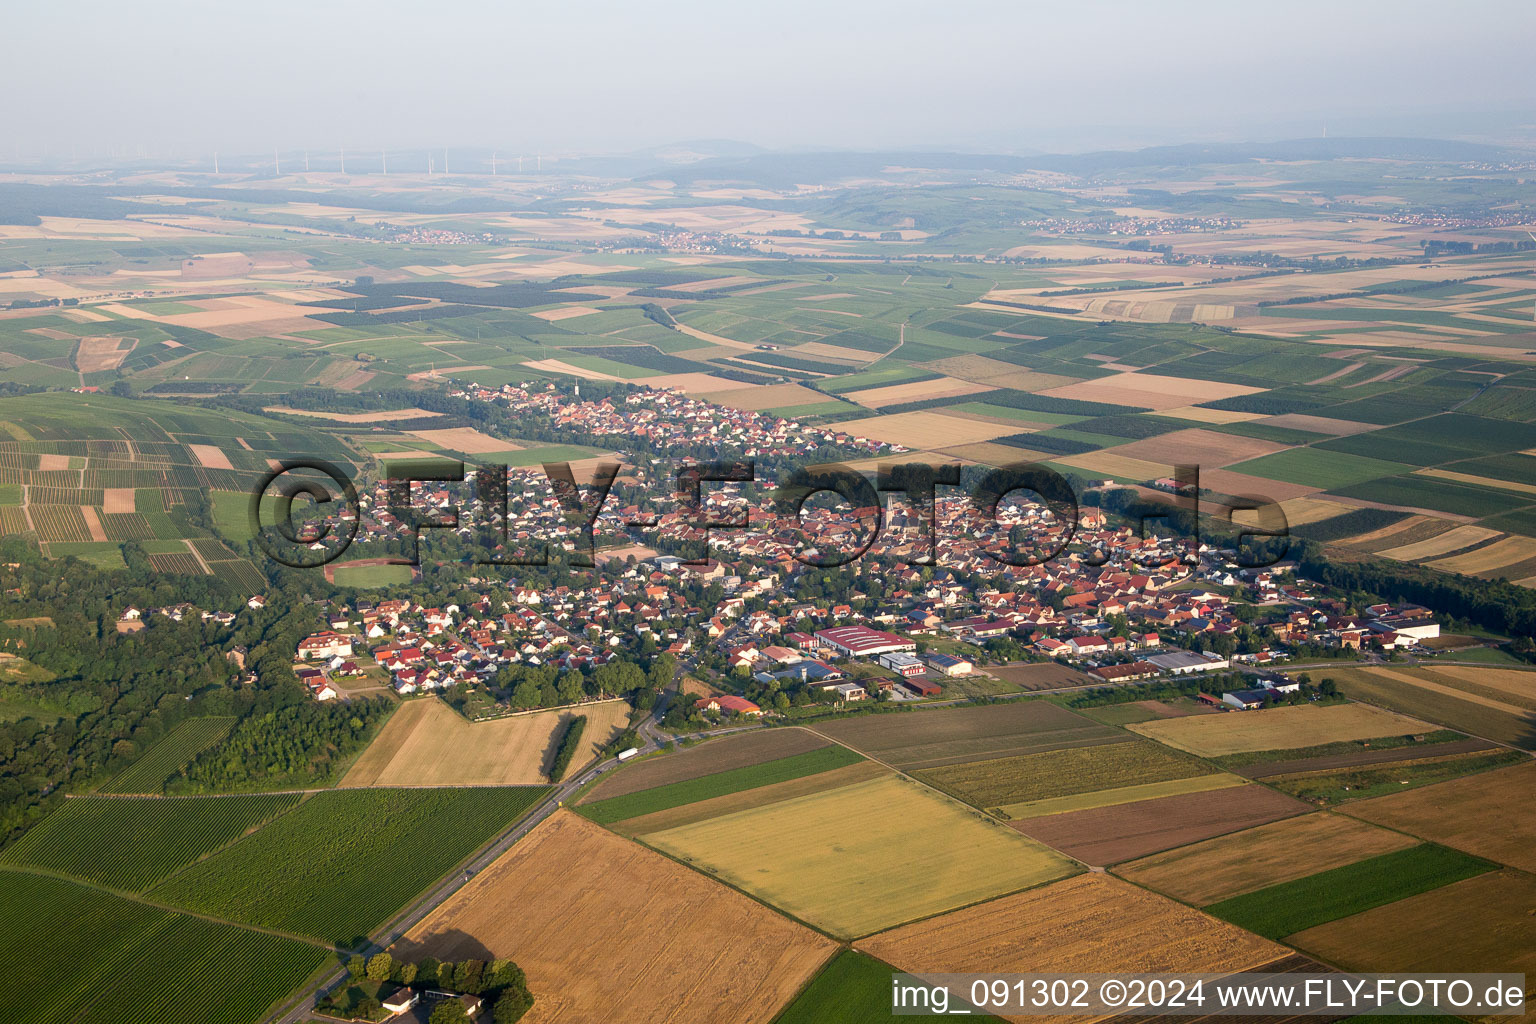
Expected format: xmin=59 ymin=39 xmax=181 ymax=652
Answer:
xmin=6 ymin=0 xmax=1536 ymax=159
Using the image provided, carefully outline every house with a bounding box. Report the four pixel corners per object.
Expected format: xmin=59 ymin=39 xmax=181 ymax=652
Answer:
xmin=297 ymin=631 xmax=353 ymax=660
xmin=924 ymin=652 xmax=973 ymax=677
xmin=695 ymin=695 xmax=763 ymax=716
xmin=381 ymin=988 xmax=419 ymax=1015
xmin=825 ymin=680 xmax=868 ymax=702
xmin=306 ymin=677 xmax=339 ymax=701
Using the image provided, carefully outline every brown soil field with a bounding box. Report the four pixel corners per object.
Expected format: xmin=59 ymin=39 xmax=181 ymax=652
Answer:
xmin=1427 ymin=665 xmax=1536 ymax=705
xmin=1288 ymin=869 xmax=1536 ymax=1012
xmin=521 ymin=358 xmax=635 ymax=382
xmin=813 ymin=701 xmax=1127 ymax=771
xmin=827 ymin=411 xmax=1030 ymax=449
xmin=101 ymin=488 xmax=135 ymax=514
xmin=396 ymin=811 xmax=836 ymax=1024
xmin=340 ymin=697 xmax=629 ymax=787
xmin=1011 ymin=784 xmax=1310 ymax=866
xmin=408 ymin=427 xmax=522 ymax=453
xmin=615 ymin=760 xmax=888 ymax=835
xmin=187 ymin=443 xmax=233 ymax=470
xmin=1200 ymin=468 xmax=1322 ymax=502
xmin=1115 ymin=811 xmax=1421 ymax=905
xmin=74 ymin=336 xmax=134 ymax=372
xmin=78 ymin=506 xmax=106 ymax=542
xmin=1107 ymin=428 xmax=1288 ymax=468
xmin=36 ymin=454 xmax=69 ymax=471
xmin=843 ymin=376 xmax=994 ymax=409
xmin=1055 ymin=450 xmax=1173 ymax=481
xmin=1378 ymin=524 xmax=1502 ymax=562
xmin=858 ymin=874 xmax=1285 ymax=1024
xmin=698 ymin=382 xmax=831 ymax=412
xmin=1237 ymin=737 xmax=1497 ymax=778
xmin=1341 ymin=760 xmax=1536 ymax=872
xmin=581 ymin=728 xmax=830 ymax=802
xmin=264 ymin=407 xmax=443 ymax=423
xmin=1037 ymin=372 xmax=1265 ymax=412
xmin=1263 ymin=413 xmax=1381 ymax=436
xmin=936 ymin=441 xmax=1055 ymax=465
xmin=984 ymin=662 xmax=1097 ymax=690
xmin=1129 ymin=703 xmax=1435 ymax=757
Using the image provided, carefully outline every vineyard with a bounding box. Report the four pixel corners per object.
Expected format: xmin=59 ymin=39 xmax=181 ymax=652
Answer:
xmin=146 ymin=551 xmax=206 ymax=575
xmin=0 ymin=794 xmax=300 ymax=893
xmin=149 ymin=787 xmax=549 ymax=944
xmin=29 ymin=505 xmax=92 ymax=542
xmin=102 ymin=717 xmax=235 ymax=794
xmin=0 ymin=872 xmax=326 ymax=1024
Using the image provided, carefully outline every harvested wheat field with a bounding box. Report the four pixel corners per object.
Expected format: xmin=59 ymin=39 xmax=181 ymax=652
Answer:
xmin=698 ymin=382 xmax=830 ymax=412
xmin=1160 ymin=405 xmax=1264 ymax=424
xmin=1341 ymin=760 xmax=1536 ymax=872
xmin=1055 ymin=450 xmax=1172 ymax=482
xmin=340 ymin=698 xmax=629 ymax=787
xmin=1376 ymin=524 xmax=1501 ymax=562
xmin=826 ymin=411 xmax=1023 ymax=449
xmin=919 ymin=354 xmax=1081 ymax=392
xmin=1337 ymin=514 xmax=1454 ymax=552
xmin=1425 ymin=665 xmax=1536 ymax=705
xmin=528 ymin=305 xmax=601 ymax=321
xmin=1011 ymin=785 xmax=1309 ymax=866
xmin=1426 ymin=534 xmax=1536 ymax=574
xmin=1037 ymin=372 xmax=1265 ymax=412
xmin=408 ymin=427 xmax=521 ymax=453
xmin=396 ymin=811 xmax=836 ymax=1024
xmin=1115 ymin=811 xmax=1419 ymax=905
xmin=1129 ymin=703 xmax=1434 ymax=757
xmin=264 ymin=407 xmax=442 ymax=423
xmin=521 ymin=358 xmax=634 ymax=382
xmin=1273 ymin=496 xmax=1358 ymax=526
xmin=1350 ymin=666 xmax=1535 ymax=716
xmin=642 ymin=371 xmax=756 ymax=393
xmin=74 ymin=336 xmax=134 ymax=371
xmin=187 ymin=443 xmax=233 ymax=470
xmin=858 ymin=873 xmax=1284 ymax=1024
xmin=843 ymin=376 xmax=994 ymax=409
xmin=1288 ymin=869 xmax=1536 ymax=1013
xmin=643 ymin=773 xmax=1077 ymax=939
xmin=582 ymin=728 xmax=831 ymax=802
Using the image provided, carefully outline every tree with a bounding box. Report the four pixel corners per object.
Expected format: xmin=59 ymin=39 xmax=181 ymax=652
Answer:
xmin=493 ymin=988 xmax=534 ymax=1023
xmin=366 ymin=952 xmax=393 ymax=982
xmin=429 ymin=1000 xmax=471 ymax=1024
xmin=347 ymin=955 xmax=366 ymax=980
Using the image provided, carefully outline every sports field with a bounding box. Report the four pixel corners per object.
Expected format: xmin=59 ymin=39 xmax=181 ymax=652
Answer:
xmin=340 ymin=697 xmax=629 ymax=787
xmin=396 ymin=811 xmax=837 ymax=1024
xmin=642 ymin=773 xmax=1078 ymax=939
xmin=1128 ymin=703 xmax=1434 ymax=756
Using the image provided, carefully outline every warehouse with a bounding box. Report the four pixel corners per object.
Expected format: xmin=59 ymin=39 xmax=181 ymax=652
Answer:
xmin=814 ymin=625 xmax=916 ymax=658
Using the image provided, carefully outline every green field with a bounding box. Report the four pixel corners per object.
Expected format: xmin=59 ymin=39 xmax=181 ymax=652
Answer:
xmin=102 ymin=717 xmax=236 ymax=794
xmin=1229 ymin=448 xmax=1412 ymax=489
xmin=773 ymin=949 xmax=999 ymax=1023
xmin=0 ymin=871 xmax=327 ymax=1024
xmin=1264 ymin=750 xmax=1528 ymax=804
xmin=1204 ymin=843 xmax=1496 ymax=938
xmin=149 ymin=787 xmax=548 ymax=944
xmin=580 ymin=745 xmax=864 ymax=824
xmin=0 ymin=794 xmax=299 ymax=892
xmin=331 ymin=562 xmax=414 ymax=587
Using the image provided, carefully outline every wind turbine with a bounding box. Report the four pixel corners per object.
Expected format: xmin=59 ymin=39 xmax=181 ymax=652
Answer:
xmin=340 ymin=144 xmax=346 ymax=174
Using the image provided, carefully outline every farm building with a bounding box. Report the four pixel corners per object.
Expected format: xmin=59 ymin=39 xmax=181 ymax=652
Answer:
xmin=695 ymin=695 xmax=763 ymax=717
xmin=878 ymin=652 xmax=926 ymax=677
xmin=904 ymin=677 xmax=943 ymax=697
xmin=1090 ymin=661 xmax=1159 ymax=683
xmin=1145 ymin=650 xmax=1229 ymax=675
xmin=814 ymin=625 xmax=915 ymax=659
xmin=925 ymin=653 xmax=973 ymax=677
xmin=1221 ymin=688 xmax=1273 ymax=710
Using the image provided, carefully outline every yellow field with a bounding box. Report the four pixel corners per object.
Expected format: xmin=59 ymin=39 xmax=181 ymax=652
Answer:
xmin=1426 ymin=534 xmax=1536 ymax=574
xmin=1055 ymin=450 xmax=1170 ymax=481
xmin=1115 ymin=811 xmax=1419 ymax=905
xmin=918 ymin=354 xmax=1082 ymax=392
xmin=1037 ymin=372 xmax=1264 ymax=412
xmin=1428 ymin=665 xmax=1536 ymax=703
xmin=1159 ymin=405 xmax=1264 ymax=424
xmin=1129 ymin=703 xmax=1434 ymax=757
xmin=264 ymin=407 xmax=443 ymax=423
xmin=1377 ymin=524 xmax=1500 ymax=562
xmin=407 ymin=427 xmax=522 ymax=453
xmin=843 ymin=376 xmax=993 ymax=409
xmin=1275 ymin=496 xmax=1359 ymax=526
xmin=858 ymin=874 xmax=1284 ymax=1024
xmin=187 ymin=443 xmax=233 ymax=470
xmin=1350 ymin=666 xmax=1534 ymax=715
xmin=397 ymin=811 xmax=837 ymax=1024
xmin=642 ymin=773 xmax=1077 ymax=939
xmin=1338 ymin=514 xmax=1450 ymax=549
xmin=826 ymin=411 xmax=1025 ymax=449
xmin=1416 ymin=467 xmax=1536 ymax=497
xmin=992 ymin=773 xmax=1245 ymax=820
xmin=339 ymin=697 xmax=629 ymax=787
xmin=699 ymin=382 xmax=832 ymax=411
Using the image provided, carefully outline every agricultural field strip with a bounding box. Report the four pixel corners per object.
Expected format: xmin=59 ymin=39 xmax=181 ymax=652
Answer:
xmin=1202 ymin=842 xmax=1498 ymax=939
xmin=1127 ymin=703 xmax=1437 ymax=757
xmin=581 ymin=744 xmax=864 ymax=824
